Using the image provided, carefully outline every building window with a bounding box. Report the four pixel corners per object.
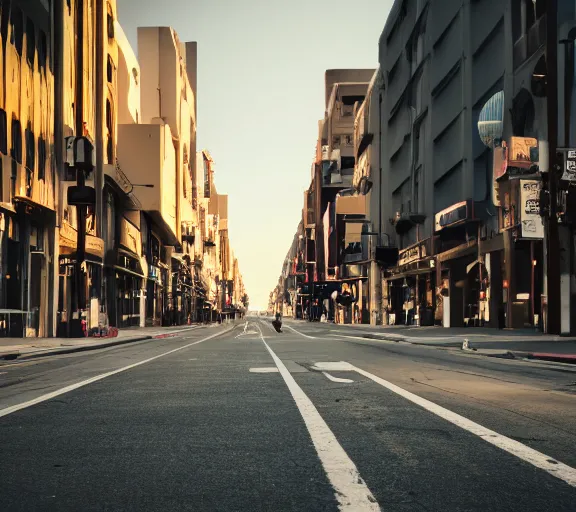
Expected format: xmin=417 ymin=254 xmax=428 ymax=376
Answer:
xmin=414 ymin=166 xmax=421 ymax=212
xmin=1 ymin=4 xmax=9 ymax=44
xmin=106 ymin=99 xmax=113 ymax=163
xmin=107 ymin=6 xmax=115 ymax=39
xmin=11 ymin=119 xmax=22 ymax=164
xmin=332 ymin=135 xmax=341 ymax=147
xmin=25 ymin=18 xmax=35 ymax=65
xmin=38 ymin=136 xmax=46 ymax=180
xmin=341 ymin=95 xmax=364 ymax=117
xmin=107 ymin=54 xmax=113 ymax=83
xmin=38 ymin=30 xmax=47 ymax=71
xmin=386 ymin=0 xmax=407 ymax=45
xmin=344 ymin=134 xmax=353 ymax=146
xmin=407 ymin=31 xmax=424 ymax=74
xmin=10 ymin=6 xmax=24 ymax=56
xmin=25 ymin=126 xmax=35 ymax=172
xmin=388 ymin=58 xmax=399 ymax=84
xmin=414 ymin=125 xmax=421 ymax=166
xmin=341 ymin=156 xmax=355 ymax=170
xmin=0 ymin=109 xmax=7 ymax=155
xmin=30 ymin=224 xmax=44 ymax=251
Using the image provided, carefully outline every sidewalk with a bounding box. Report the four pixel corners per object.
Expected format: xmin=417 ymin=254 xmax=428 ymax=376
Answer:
xmin=321 ymin=322 xmax=576 ymax=364
xmin=0 ymin=324 xmax=222 ymax=360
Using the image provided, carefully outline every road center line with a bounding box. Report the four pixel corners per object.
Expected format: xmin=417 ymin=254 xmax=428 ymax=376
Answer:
xmin=254 ymin=323 xmax=379 ymax=511
xmin=0 ymin=326 xmax=235 ymax=419
xmin=352 ymin=365 xmax=576 ymax=488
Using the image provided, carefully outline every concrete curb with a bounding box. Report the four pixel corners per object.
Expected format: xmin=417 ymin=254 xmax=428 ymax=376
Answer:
xmin=6 ymin=335 xmax=153 ymax=361
xmin=511 ymin=351 xmax=576 ymax=364
xmin=337 ymin=332 xmax=576 ymax=365
xmin=0 ymin=324 xmax=223 ymax=361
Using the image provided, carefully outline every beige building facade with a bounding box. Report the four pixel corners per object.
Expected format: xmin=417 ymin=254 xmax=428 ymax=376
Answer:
xmin=0 ymin=3 xmax=245 ymax=337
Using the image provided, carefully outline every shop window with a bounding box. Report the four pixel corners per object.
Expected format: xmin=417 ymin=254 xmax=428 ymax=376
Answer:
xmin=0 ymin=109 xmax=7 ymax=154
xmin=37 ymin=136 xmax=46 ymax=180
xmin=10 ymin=6 xmax=23 ymax=56
xmin=25 ymin=18 xmax=35 ymax=65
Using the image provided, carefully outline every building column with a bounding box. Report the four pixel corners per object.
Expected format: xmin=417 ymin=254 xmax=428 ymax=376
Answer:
xmin=370 ymin=260 xmax=381 ymax=325
xmin=503 ymin=229 xmax=516 ymax=328
xmin=559 ymin=224 xmax=573 ymax=334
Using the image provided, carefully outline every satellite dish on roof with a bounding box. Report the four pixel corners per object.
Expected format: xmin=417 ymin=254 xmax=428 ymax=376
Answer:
xmin=478 ymin=90 xmax=504 ymax=148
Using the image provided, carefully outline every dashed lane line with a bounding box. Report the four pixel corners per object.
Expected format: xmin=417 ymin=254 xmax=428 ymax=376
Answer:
xmin=254 ymin=323 xmax=379 ymax=511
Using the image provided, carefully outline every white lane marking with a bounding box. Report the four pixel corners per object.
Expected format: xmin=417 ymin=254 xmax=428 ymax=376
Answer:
xmin=0 ymin=327 xmax=234 ymax=419
xmin=322 ymin=372 xmax=354 ymax=384
xmin=312 ymin=361 xmax=355 ymax=371
xmin=249 ymin=367 xmax=279 ymax=373
xmin=235 ymin=330 xmax=258 ymax=338
xmin=352 ymin=365 xmax=576 ymax=488
xmin=254 ymin=324 xmax=379 ymax=511
xmin=283 ymin=324 xmax=316 ymax=339
xmin=188 ymin=358 xmax=198 ymax=361
xmin=329 ymin=334 xmax=397 ymax=343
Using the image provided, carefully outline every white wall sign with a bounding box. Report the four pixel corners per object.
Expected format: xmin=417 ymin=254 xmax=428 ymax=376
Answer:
xmin=562 ymin=150 xmax=576 ymax=182
xmin=519 ymin=180 xmax=544 ymax=239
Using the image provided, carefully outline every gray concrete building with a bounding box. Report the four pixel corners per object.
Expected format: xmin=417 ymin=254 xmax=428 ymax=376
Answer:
xmin=377 ymin=0 xmax=530 ymax=329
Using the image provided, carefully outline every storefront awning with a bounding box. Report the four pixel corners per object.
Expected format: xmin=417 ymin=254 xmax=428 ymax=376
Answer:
xmin=385 ymin=266 xmax=434 ymax=281
xmin=59 ymin=252 xmax=103 ymax=265
xmin=436 ymin=240 xmax=477 ymax=263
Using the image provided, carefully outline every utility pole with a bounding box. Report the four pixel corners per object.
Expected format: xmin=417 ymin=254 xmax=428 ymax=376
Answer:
xmin=71 ymin=0 xmax=87 ymax=337
xmin=544 ymin=0 xmax=561 ymax=334
xmin=95 ymin=0 xmax=104 ymax=296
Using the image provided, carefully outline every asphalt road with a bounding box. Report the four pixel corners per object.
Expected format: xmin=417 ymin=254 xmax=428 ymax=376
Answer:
xmin=0 ymin=318 xmax=575 ymax=511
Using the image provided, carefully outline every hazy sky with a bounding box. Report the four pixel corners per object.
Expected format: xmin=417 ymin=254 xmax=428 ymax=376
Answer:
xmin=118 ymin=0 xmax=394 ymax=310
